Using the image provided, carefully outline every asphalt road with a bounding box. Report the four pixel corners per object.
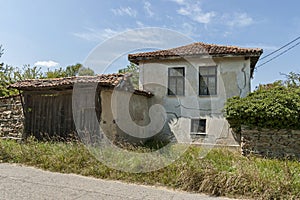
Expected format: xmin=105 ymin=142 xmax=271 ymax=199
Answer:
xmin=0 ymin=163 xmax=235 ymax=200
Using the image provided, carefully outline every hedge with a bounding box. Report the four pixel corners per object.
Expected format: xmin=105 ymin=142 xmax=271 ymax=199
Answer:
xmin=224 ymin=83 xmax=300 ymax=130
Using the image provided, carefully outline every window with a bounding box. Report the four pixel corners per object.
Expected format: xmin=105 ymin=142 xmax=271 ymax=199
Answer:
xmin=199 ymin=66 xmax=217 ymax=95
xmin=190 ymin=119 xmax=206 ymax=134
xmin=168 ymin=67 xmax=185 ymax=95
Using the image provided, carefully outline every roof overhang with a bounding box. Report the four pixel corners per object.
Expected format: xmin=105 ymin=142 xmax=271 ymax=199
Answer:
xmin=129 ymin=53 xmax=262 ymax=78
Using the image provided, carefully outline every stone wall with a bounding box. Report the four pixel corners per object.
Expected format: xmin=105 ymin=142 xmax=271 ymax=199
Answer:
xmin=0 ymin=95 xmax=24 ymax=139
xmin=241 ymin=126 xmax=300 ymax=160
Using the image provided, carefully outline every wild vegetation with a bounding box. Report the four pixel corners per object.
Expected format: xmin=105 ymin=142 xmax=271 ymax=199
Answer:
xmin=119 ymin=62 xmax=139 ymax=89
xmin=0 ymin=138 xmax=299 ymax=200
xmin=225 ymin=72 xmax=300 ymax=130
xmin=0 ymin=45 xmax=94 ymax=97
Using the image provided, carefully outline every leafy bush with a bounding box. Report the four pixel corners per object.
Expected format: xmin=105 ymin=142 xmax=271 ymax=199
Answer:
xmin=225 ymin=82 xmax=300 ymax=130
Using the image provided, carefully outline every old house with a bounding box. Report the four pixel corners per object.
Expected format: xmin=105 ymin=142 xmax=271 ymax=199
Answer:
xmin=128 ymin=42 xmax=263 ymax=146
xmin=9 ymin=42 xmax=263 ymax=146
xmin=9 ymin=74 xmax=152 ymax=141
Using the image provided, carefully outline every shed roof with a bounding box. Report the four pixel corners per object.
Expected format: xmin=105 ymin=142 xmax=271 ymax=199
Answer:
xmin=128 ymin=42 xmax=263 ymax=77
xmin=9 ymin=74 xmax=153 ymax=97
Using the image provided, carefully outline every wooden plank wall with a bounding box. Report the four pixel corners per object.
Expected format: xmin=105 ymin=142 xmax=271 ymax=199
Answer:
xmin=23 ymin=85 xmax=102 ymax=142
xmin=23 ymin=90 xmax=76 ymax=140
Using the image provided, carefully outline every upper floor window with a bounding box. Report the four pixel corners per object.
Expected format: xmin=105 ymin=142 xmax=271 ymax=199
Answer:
xmin=199 ymin=66 xmax=217 ymax=96
xmin=168 ymin=67 xmax=185 ymax=96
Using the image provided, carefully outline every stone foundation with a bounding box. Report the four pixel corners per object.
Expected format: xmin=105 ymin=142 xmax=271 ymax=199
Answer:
xmin=0 ymin=95 xmax=24 ymax=138
xmin=241 ymin=126 xmax=300 ymax=160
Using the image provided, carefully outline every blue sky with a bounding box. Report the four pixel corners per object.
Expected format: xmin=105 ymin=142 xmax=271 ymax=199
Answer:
xmin=1 ymin=0 xmax=300 ymax=88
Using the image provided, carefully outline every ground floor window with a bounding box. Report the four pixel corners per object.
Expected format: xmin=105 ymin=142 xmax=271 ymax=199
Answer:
xmin=190 ymin=119 xmax=206 ymax=134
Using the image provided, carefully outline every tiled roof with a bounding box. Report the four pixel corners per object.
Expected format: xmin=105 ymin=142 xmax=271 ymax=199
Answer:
xmin=10 ymin=74 xmax=123 ymax=89
xmin=128 ymin=42 xmax=263 ymax=78
xmin=128 ymin=42 xmax=263 ymax=62
xmin=9 ymin=74 xmax=153 ymax=97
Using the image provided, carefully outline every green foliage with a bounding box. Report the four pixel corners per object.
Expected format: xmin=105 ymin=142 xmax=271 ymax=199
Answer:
xmin=0 ymin=46 xmax=42 ymax=97
xmin=0 ymin=64 xmax=17 ymax=96
xmin=225 ymin=81 xmax=300 ymax=130
xmin=15 ymin=64 xmax=43 ymax=80
xmin=119 ymin=63 xmax=139 ymax=89
xmin=65 ymin=63 xmax=82 ymax=77
xmin=45 ymin=63 xmax=83 ymax=78
xmin=0 ymin=44 xmax=91 ymax=96
xmin=78 ymin=67 xmax=95 ymax=76
xmin=1 ymin=139 xmax=300 ymax=199
xmin=282 ymin=71 xmax=300 ymax=87
xmin=0 ymin=64 xmax=43 ymax=97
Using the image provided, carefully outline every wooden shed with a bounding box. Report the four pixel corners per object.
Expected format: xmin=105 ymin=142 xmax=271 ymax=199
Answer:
xmin=9 ymin=74 xmax=152 ymax=141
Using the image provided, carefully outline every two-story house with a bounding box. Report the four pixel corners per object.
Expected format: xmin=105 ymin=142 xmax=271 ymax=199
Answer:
xmin=129 ymin=42 xmax=263 ymax=146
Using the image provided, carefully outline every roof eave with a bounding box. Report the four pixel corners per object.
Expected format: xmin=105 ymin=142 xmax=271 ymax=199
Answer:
xmin=129 ymin=52 xmax=263 ymax=78
xmin=129 ymin=53 xmax=262 ymax=64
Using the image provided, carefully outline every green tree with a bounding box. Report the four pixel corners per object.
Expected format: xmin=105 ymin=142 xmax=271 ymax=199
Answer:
xmin=0 ymin=64 xmax=16 ymax=96
xmin=45 ymin=67 xmax=67 ymax=78
xmin=15 ymin=64 xmax=43 ymax=80
xmin=45 ymin=63 xmax=83 ymax=78
xmin=78 ymin=67 xmax=95 ymax=76
xmin=281 ymin=71 xmax=300 ymax=87
xmin=118 ymin=63 xmax=139 ymax=89
xmin=65 ymin=63 xmax=82 ymax=77
xmin=0 ymin=46 xmax=44 ymax=97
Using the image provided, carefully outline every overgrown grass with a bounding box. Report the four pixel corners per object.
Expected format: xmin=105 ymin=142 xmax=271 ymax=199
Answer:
xmin=0 ymin=138 xmax=299 ymax=199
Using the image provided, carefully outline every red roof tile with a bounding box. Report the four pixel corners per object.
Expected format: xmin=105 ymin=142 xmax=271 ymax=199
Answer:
xmin=128 ymin=42 xmax=263 ymax=78
xmin=9 ymin=74 xmax=124 ymax=89
xmin=128 ymin=42 xmax=263 ymax=62
xmin=9 ymin=74 xmax=153 ymax=97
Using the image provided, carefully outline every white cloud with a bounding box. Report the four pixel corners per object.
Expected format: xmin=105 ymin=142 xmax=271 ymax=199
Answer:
xmin=144 ymin=1 xmax=154 ymax=17
xmin=73 ymin=27 xmax=163 ymax=44
xmin=171 ymin=0 xmax=255 ymax=29
xmin=173 ymin=1 xmax=216 ymax=24
xmin=170 ymin=0 xmax=186 ymax=5
xmin=136 ymin=21 xmax=145 ymax=28
xmin=224 ymin=13 xmax=254 ymax=27
xmin=111 ymin=7 xmax=137 ymax=17
xmin=73 ymin=28 xmax=119 ymax=42
xmin=34 ymin=60 xmax=59 ymax=68
xmin=178 ymin=22 xmax=198 ymax=38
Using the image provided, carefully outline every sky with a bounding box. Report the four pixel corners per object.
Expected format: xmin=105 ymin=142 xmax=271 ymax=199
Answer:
xmin=1 ymin=0 xmax=300 ymax=88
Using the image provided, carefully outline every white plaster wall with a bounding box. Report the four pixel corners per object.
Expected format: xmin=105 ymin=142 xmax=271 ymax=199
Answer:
xmin=100 ymin=90 xmax=154 ymax=142
xmin=139 ymin=57 xmax=251 ymax=145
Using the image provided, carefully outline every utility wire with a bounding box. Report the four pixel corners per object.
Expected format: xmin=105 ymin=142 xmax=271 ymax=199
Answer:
xmin=259 ymin=36 xmax=300 ymax=61
xmin=256 ymin=41 xmax=300 ymax=69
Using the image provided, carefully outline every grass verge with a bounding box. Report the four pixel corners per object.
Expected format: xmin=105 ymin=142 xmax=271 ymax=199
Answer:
xmin=0 ymin=138 xmax=299 ymax=199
